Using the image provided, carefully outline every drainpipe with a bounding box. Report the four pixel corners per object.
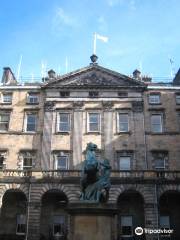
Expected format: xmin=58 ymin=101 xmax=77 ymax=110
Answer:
xmin=155 ymin=184 xmax=159 ymax=240
xmin=25 ymin=178 xmax=31 ymax=240
xmin=142 ymin=99 xmax=148 ymax=169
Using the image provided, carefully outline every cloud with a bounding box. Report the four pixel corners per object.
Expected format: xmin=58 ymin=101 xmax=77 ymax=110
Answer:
xmin=52 ymin=7 xmax=79 ymax=32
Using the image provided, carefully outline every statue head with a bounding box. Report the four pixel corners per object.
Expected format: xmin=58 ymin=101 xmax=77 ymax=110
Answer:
xmin=86 ymin=142 xmax=97 ymax=152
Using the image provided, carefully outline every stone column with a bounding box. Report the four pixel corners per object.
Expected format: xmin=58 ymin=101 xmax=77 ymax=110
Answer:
xmin=27 ymin=201 xmax=41 ymax=240
xmin=144 ymin=202 xmax=159 ymax=240
xmin=41 ymin=101 xmax=54 ymax=170
xmin=73 ymin=102 xmax=83 ymax=169
xmin=103 ymin=102 xmax=114 ymax=166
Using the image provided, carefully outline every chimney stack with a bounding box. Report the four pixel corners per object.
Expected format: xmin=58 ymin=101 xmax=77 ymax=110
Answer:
xmin=1 ymin=67 xmax=17 ymax=85
xmin=48 ymin=69 xmax=56 ymax=79
xmin=133 ymin=69 xmax=141 ymax=79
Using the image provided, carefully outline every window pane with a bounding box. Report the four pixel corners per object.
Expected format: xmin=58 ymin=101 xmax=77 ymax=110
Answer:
xmin=89 ymin=113 xmax=99 ymax=123
xmin=23 ymin=157 xmax=32 ymax=167
xmin=60 ymin=114 xmax=69 ymax=122
xmin=160 ymin=216 xmax=170 ymax=228
xmin=89 ymin=113 xmax=100 ymax=132
xmin=149 ymin=94 xmax=160 ymax=104
xmin=155 ymin=159 xmax=165 ymax=169
xmin=122 ymin=226 xmax=132 ymax=235
xmin=57 ymin=156 xmax=68 ymax=170
xmin=0 ymin=113 xmax=10 ymax=131
xmin=151 ymin=115 xmax=162 ymax=132
xmin=89 ymin=123 xmax=99 ymax=131
xmin=28 ymin=94 xmax=39 ymax=103
xmin=53 ymin=215 xmax=65 ymax=236
xmin=121 ymin=216 xmax=132 ymax=226
xmin=60 ymin=123 xmax=69 ymax=131
xmin=119 ymin=157 xmax=131 ymax=170
xmin=3 ymin=94 xmax=12 ymax=103
xmin=0 ymin=156 xmax=4 ymax=169
xmin=121 ymin=216 xmax=133 ymax=236
xmin=26 ymin=114 xmax=37 ymax=131
xmin=119 ymin=114 xmax=128 ymax=132
xmin=176 ymin=94 xmax=180 ymax=104
xmin=59 ymin=113 xmax=70 ymax=131
xmin=53 ymin=215 xmax=65 ymax=224
xmin=16 ymin=214 xmax=26 ymax=234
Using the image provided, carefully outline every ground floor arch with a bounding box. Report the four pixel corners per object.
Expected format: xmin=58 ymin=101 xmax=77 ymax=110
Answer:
xmin=40 ymin=189 xmax=69 ymax=240
xmin=159 ymin=190 xmax=180 ymax=240
xmin=117 ymin=190 xmax=145 ymax=240
xmin=0 ymin=189 xmax=27 ymax=239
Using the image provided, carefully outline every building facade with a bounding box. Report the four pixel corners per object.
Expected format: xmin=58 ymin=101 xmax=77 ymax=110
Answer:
xmin=0 ymin=58 xmax=180 ymax=240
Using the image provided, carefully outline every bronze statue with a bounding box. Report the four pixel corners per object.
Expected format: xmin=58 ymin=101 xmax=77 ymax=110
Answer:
xmin=80 ymin=142 xmax=111 ymax=202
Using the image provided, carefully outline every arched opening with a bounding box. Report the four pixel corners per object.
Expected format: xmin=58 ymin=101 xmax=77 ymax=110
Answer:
xmin=0 ymin=189 xmax=27 ymax=240
xmin=40 ymin=190 xmax=68 ymax=240
xmin=117 ymin=190 xmax=145 ymax=240
xmin=159 ymin=190 xmax=180 ymax=240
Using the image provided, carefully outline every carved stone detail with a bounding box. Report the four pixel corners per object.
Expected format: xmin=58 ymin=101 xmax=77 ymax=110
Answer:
xmin=73 ymin=101 xmax=84 ymax=110
xmin=102 ymin=101 xmax=114 ymax=110
xmin=44 ymin=101 xmax=55 ymax=111
xmin=132 ymin=101 xmax=143 ymax=112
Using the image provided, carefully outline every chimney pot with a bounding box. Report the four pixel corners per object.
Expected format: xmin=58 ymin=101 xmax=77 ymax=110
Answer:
xmin=133 ymin=69 xmax=141 ymax=79
xmin=48 ymin=69 xmax=56 ymax=78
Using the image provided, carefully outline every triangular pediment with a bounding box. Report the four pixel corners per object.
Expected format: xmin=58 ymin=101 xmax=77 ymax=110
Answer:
xmin=44 ymin=65 xmax=145 ymax=88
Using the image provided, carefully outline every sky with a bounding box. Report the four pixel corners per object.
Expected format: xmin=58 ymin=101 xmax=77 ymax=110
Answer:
xmin=0 ymin=0 xmax=179 ymax=82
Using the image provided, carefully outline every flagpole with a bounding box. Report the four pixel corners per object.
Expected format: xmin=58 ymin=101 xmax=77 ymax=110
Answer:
xmin=93 ymin=33 xmax=97 ymax=55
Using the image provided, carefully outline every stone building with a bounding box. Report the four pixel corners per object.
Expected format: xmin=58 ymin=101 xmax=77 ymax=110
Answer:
xmin=0 ymin=56 xmax=180 ymax=240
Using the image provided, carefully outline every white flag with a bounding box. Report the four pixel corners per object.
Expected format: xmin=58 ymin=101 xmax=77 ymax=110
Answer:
xmin=96 ymin=34 xmax=108 ymax=42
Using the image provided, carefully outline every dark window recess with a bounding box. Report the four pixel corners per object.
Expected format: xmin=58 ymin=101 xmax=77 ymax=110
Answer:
xmin=118 ymin=92 xmax=128 ymax=98
xmin=89 ymin=91 xmax=99 ymax=98
xmin=60 ymin=92 xmax=70 ymax=97
xmin=176 ymin=93 xmax=180 ymax=104
xmin=0 ymin=154 xmax=5 ymax=169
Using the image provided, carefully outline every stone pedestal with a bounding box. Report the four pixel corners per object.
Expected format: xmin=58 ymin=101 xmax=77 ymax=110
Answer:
xmin=68 ymin=202 xmax=116 ymax=240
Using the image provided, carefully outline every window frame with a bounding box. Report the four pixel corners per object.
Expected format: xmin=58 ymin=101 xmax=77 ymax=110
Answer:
xmin=148 ymin=93 xmax=161 ymax=104
xmin=87 ymin=112 xmax=101 ymax=133
xmin=119 ymin=156 xmax=131 ymax=170
xmin=151 ymin=114 xmax=163 ymax=133
xmin=0 ymin=111 xmax=10 ymax=131
xmin=160 ymin=215 xmax=170 ymax=229
xmin=2 ymin=93 xmax=12 ymax=104
xmin=57 ymin=112 xmax=71 ymax=133
xmin=117 ymin=113 xmax=129 ymax=132
xmin=120 ymin=215 xmax=133 ymax=237
xmin=20 ymin=151 xmax=36 ymax=170
xmin=175 ymin=93 xmax=180 ymax=105
xmin=54 ymin=152 xmax=69 ymax=170
xmin=26 ymin=93 xmax=39 ymax=104
xmin=25 ymin=112 xmax=38 ymax=132
xmin=152 ymin=151 xmax=168 ymax=170
xmin=0 ymin=151 xmax=6 ymax=169
xmin=53 ymin=215 xmax=66 ymax=237
xmin=16 ymin=214 xmax=26 ymax=235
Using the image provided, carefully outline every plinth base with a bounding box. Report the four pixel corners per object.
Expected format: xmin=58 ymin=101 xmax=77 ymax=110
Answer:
xmin=69 ymin=202 xmax=116 ymax=240
xmin=73 ymin=215 xmax=111 ymax=240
